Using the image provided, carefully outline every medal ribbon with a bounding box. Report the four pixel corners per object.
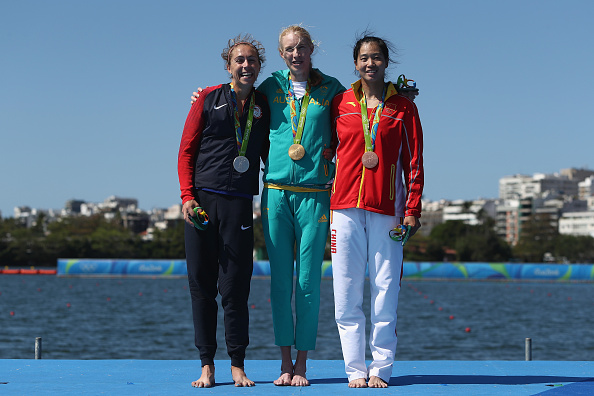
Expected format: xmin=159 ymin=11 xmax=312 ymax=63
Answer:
xmin=288 ymin=76 xmax=311 ymax=145
xmin=229 ymin=84 xmax=255 ymax=156
xmin=359 ymin=85 xmax=386 ymax=152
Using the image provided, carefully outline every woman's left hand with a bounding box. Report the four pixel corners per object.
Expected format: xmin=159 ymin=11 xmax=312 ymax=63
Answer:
xmin=322 ymin=148 xmax=335 ymax=160
xmin=182 ymin=200 xmax=200 ymax=225
xmin=403 ymin=215 xmax=421 ymax=238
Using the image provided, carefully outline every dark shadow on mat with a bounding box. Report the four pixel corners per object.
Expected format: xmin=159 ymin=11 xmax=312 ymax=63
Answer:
xmin=532 ymin=378 xmax=594 ymax=395
xmin=309 ymin=377 xmax=349 ymax=385
xmin=390 ymin=375 xmax=594 ymax=387
xmin=214 ymin=381 xmax=275 ymax=386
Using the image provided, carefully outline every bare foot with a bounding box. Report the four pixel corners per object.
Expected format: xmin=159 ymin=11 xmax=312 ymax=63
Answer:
xmin=273 ymin=371 xmax=292 ymax=386
xmin=348 ymin=378 xmax=368 ymax=388
xmin=275 ymin=346 xmax=294 ymax=386
xmin=191 ymin=364 xmax=215 ymax=388
xmin=291 ymin=373 xmax=309 ymax=387
xmin=291 ymin=363 xmax=309 ymax=386
xmin=368 ymin=376 xmax=388 ymax=388
xmin=291 ymin=350 xmax=309 ymax=386
xmin=231 ymin=366 xmax=254 ymax=387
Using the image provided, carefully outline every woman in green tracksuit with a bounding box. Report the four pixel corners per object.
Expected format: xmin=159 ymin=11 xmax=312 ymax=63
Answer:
xmin=257 ymin=25 xmax=344 ymax=386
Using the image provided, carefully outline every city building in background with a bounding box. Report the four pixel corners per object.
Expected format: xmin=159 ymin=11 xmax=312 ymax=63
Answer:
xmin=7 ymin=167 xmax=594 ymax=248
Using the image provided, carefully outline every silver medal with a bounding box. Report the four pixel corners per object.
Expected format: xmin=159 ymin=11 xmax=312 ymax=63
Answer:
xmin=233 ymin=156 xmax=250 ymax=173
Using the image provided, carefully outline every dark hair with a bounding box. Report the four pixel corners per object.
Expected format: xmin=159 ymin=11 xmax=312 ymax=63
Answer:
xmin=221 ymin=33 xmax=266 ymax=69
xmin=352 ymin=33 xmax=398 ymax=66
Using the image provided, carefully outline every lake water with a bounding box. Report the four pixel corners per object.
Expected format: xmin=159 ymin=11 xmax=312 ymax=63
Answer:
xmin=1 ymin=276 xmax=593 ymax=361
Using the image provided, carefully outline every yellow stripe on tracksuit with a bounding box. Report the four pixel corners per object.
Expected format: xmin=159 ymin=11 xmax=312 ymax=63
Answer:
xmin=264 ymin=183 xmax=330 ymax=193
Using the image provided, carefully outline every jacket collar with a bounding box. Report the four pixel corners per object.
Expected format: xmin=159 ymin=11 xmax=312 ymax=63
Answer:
xmin=351 ymin=79 xmax=398 ymax=102
xmin=272 ymin=68 xmax=327 ymax=91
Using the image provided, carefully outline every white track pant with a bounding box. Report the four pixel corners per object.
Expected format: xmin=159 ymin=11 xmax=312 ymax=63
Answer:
xmin=330 ymin=208 xmax=403 ymax=383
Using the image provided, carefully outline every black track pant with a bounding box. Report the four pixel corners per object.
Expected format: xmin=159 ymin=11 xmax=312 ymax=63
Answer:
xmin=184 ymin=190 xmax=254 ymax=367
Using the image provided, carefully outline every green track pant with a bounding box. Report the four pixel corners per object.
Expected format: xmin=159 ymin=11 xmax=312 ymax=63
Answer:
xmin=262 ymin=187 xmax=330 ymax=351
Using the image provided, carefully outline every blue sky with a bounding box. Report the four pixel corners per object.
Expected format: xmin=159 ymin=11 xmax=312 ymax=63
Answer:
xmin=2 ymin=0 xmax=593 ymax=217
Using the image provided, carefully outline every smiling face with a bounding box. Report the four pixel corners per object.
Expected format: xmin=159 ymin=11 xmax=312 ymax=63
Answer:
xmin=226 ymin=44 xmax=261 ymax=90
xmin=354 ymin=42 xmax=387 ymax=84
xmin=279 ymin=32 xmax=313 ymax=82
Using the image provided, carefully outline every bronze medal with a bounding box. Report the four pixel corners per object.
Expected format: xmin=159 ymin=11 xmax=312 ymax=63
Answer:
xmin=361 ymin=151 xmax=379 ymax=169
xmin=233 ymin=156 xmax=250 ymax=173
xmin=288 ymin=144 xmax=305 ymax=161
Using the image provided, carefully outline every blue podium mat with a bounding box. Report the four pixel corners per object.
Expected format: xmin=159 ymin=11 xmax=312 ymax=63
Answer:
xmin=1 ymin=359 xmax=592 ymax=395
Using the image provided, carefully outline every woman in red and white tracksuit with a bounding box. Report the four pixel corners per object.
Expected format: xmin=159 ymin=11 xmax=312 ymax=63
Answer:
xmin=329 ymin=36 xmax=424 ymax=388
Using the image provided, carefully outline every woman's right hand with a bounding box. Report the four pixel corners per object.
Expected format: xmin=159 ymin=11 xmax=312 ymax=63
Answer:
xmin=182 ymin=200 xmax=202 ymax=225
xmin=190 ymin=87 xmax=204 ymax=104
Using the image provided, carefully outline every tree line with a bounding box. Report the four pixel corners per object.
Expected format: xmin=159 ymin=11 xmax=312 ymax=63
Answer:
xmin=1 ymin=213 xmax=593 ymax=267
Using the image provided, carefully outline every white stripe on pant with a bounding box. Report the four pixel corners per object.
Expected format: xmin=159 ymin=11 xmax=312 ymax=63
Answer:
xmin=331 ymin=208 xmax=403 ymax=383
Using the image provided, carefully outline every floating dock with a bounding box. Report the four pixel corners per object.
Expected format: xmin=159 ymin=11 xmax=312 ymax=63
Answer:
xmin=1 ymin=359 xmax=592 ymax=395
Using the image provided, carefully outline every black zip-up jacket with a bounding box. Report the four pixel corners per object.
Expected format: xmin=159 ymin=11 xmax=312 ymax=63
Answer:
xmin=178 ymin=83 xmax=270 ymax=203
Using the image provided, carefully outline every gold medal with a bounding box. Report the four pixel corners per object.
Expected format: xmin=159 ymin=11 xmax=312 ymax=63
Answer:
xmin=288 ymin=144 xmax=305 ymax=161
xmin=288 ymin=77 xmax=310 ymax=163
xmin=361 ymin=151 xmax=379 ymax=169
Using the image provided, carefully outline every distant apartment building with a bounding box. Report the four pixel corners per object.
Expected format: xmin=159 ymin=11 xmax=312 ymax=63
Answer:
xmin=64 ymin=199 xmax=86 ymax=215
xmin=559 ymin=211 xmax=594 ymax=238
xmin=588 ymin=196 xmax=594 ymax=211
xmin=442 ymin=199 xmax=496 ymax=225
xmin=560 ymin=167 xmax=594 ymax=182
xmin=419 ymin=199 xmax=445 ymax=236
xmin=419 ymin=199 xmax=497 ymax=237
xmin=496 ymin=197 xmax=590 ymax=245
xmin=120 ymin=211 xmax=150 ymax=234
xmin=496 ymin=198 xmax=532 ymax=246
xmin=13 ymin=206 xmax=58 ymax=231
xmin=534 ymin=197 xmax=587 ymax=238
xmin=499 ymin=173 xmax=578 ymax=200
xmin=578 ymin=176 xmax=594 ymax=200
xmin=102 ymin=196 xmax=139 ymax=212
xmin=152 ymin=204 xmax=183 ymax=230
xmin=499 ymin=174 xmax=534 ymax=200
xmin=497 ymin=169 xmax=594 ymax=242
xmin=14 ymin=206 xmax=35 ymax=228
